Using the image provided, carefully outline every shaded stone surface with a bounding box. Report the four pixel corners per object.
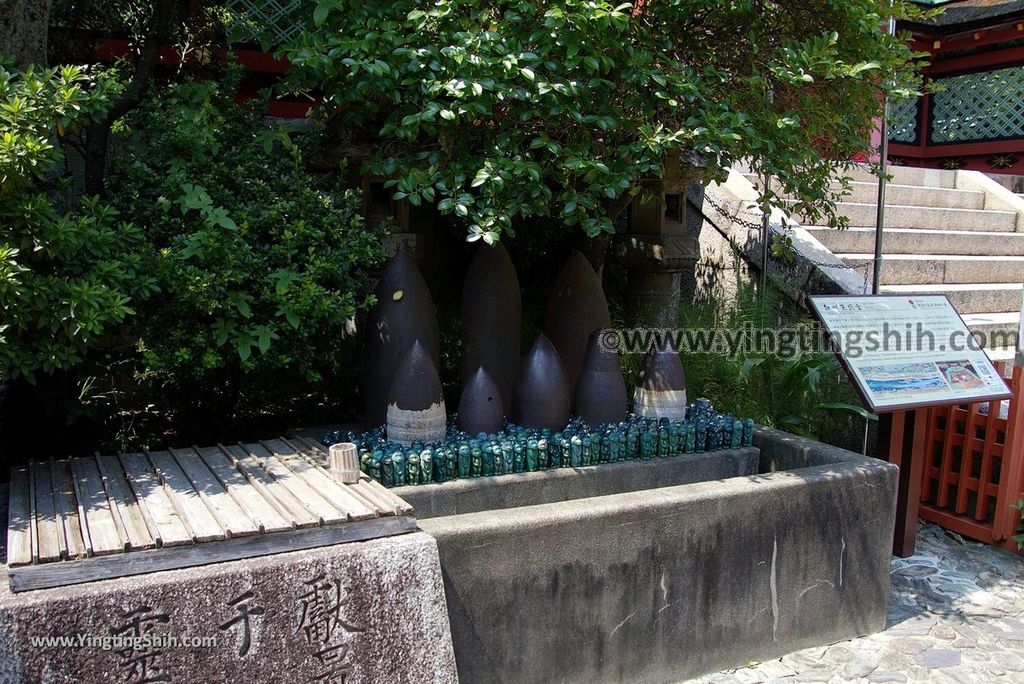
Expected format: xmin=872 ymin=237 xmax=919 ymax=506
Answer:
xmin=542 ymin=252 xmax=611 ymax=395
xmin=421 ymin=428 xmax=897 ymax=684
xmin=364 ymin=250 xmax=440 ymax=429
xmin=693 ymin=523 xmax=1024 ymax=684
xmin=461 ymin=242 xmax=521 ymax=412
xmin=401 ymin=447 xmax=759 ymax=519
xmin=0 ymin=532 xmax=457 ymax=684
xmin=574 ymin=330 xmax=628 ymax=426
xmin=457 ymin=366 xmax=504 ymax=435
xmin=511 ymin=334 xmax=571 ymax=431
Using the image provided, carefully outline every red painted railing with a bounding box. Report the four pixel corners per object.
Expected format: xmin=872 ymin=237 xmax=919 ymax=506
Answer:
xmin=918 ymin=361 xmax=1024 ymax=553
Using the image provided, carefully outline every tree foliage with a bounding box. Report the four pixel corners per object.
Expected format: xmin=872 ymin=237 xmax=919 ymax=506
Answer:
xmin=286 ymin=0 xmax=928 ymax=242
xmin=0 ymin=60 xmax=150 ymax=382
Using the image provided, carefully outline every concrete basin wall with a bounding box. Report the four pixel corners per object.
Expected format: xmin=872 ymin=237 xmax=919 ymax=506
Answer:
xmin=418 ymin=428 xmax=898 ymax=684
xmin=397 ymin=447 xmax=760 ymax=518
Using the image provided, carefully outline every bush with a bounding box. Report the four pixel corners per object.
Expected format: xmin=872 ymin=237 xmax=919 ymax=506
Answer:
xmin=104 ymin=71 xmax=387 ymax=441
xmin=0 ymin=59 xmax=149 ymax=383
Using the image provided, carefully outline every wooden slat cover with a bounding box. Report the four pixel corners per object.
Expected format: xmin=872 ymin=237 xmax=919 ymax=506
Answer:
xmin=194 ymin=446 xmax=292 ymax=533
xmin=146 ymin=451 xmax=225 ymax=543
xmin=49 ymin=459 xmax=87 ymax=560
xmin=292 ymin=437 xmax=407 ymax=516
xmin=69 ymin=457 xmax=124 ymax=556
xmin=9 ymin=516 xmax=417 ymax=593
xmin=262 ymin=439 xmax=375 ymax=521
xmin=171 ymin=448 xmax=259 ymax=538
xmin=7 ymin=466 xmax=32 ymax=566
xmin=238 ymin=443 xmax=346 ymax=524
xmin=95 ymin=455 xmax=156 ymax=551
xmin=29 ymin=461 xmax=61 ymax=563
xmin=119 ymin=453 xmax=193 ymax=548
xmin=220 ymin=444 xmax=320 ymax=528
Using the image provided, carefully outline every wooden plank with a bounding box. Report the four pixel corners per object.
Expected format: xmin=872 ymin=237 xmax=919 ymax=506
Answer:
xmin=194 ymin=446 xmax=292 ymax=533
xmin=49 ymin=459 xmax=87 ymax=560
xmin=7 ymin=466 xmax=33 ymax=567
xmin=237 ymin=443 xmax=346 ymax=524
xmin=291 ymin=437 xmax=408 ymax=516
xmin=29 ymin=461 xmax=62 ymax=563
xmin=171 ymin=448 xmax=259 ymax=538
xmin=935 ymin=406 xmax=959 ymax=508
xmin=69 ymin=456 xmax=125 ymax=556
xmin=9 ymin=515 xmax=417 ymax=593
xmin=262 ymin=439 xmax=375 ymax=521
xmin=955 ymin=402 xmax=982 ymax=514
xmin=363 ymin=476 xmax=414 ymax=516
xmin=146 ymin=451 xmax=225 ymax=543
xmin=219 ymin=444 xmax=320 ymax=528
xmin=95 ymin=455 xmax=156 ymax=551
xmin=119 ymin=453 xmax=193 ymax=548
xmin=976 ymin=397 xmax=1001 ymax=520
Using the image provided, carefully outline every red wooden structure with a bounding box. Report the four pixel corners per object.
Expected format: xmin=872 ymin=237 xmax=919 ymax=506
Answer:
xmin=882 ymin=360 xmax=1024 ymax=556
xmin=893 ymin=0 xmax=1024 ymax=173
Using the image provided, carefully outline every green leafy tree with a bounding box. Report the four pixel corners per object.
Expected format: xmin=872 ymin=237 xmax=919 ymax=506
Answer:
xmin=286 ymin=0 xmax=928 ymax=243
xmin=0 ymin=60 xmax=153 ymax=382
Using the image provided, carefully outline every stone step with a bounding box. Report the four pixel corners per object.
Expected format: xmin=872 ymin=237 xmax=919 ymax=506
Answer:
xmin=839 ymin=181 xmax=986 ymax=209
xmin=744 ymin=176 xmax=986 ymax=209
xmin=801 ymin=202 xmax=1017 ymax=232
xmin=962 ymin=312 xmax=1021 ymax=347
xmin=837 ymin=254 xmax=1024 ymax=285
xmin=807 ymin=227 xmax=1024 ymax=256
xmin=985 ymin=346 xmax=1016 ymax=362
xmin=841 ymin=164 xmax=957 ymax=188
xmin=878 ymin=282 xmax=1024 ymax=314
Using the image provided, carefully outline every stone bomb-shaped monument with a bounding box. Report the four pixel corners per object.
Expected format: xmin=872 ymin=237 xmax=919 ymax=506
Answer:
xmin=461 ymin=242 xmax=521 ymax=411
xmin=633 ymin=341 xmax=687 ymax=421
xmin=364 ymin=250 xmax=439 ymax=428
xmin=574 ymin=331 xmax=628 ymax=426
xmin=512 ymin=334 xmax=571 ymax=431
xmin=387 ymin=340 xmax=446 ymax=445
xmin=458 ymin=366 xmax=505 ymax=435
xmin=543 ymin=252 xmax=611 ymax=395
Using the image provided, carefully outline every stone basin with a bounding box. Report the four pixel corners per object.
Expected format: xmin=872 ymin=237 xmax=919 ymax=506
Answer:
xmin=401 ymin=427 xmax=898 ymax=684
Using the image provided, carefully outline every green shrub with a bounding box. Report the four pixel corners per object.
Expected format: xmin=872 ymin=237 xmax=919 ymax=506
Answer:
xmin=105 ymin=71 xmax=387 ymax=437
xmin=0 ymin=59 xmax=150 ymax=383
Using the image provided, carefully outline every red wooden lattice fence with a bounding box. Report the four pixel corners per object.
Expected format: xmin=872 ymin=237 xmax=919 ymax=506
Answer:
xmin=919 ymin=361 xmax=1024 ymax=553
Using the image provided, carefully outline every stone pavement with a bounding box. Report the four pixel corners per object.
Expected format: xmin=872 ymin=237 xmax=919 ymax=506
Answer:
xmin=693 ymin=523 xmax=1024 ymax=683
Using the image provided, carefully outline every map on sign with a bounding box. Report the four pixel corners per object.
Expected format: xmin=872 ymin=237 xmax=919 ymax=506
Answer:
xmin=808 ymin=294 xmax=1011 ymax=413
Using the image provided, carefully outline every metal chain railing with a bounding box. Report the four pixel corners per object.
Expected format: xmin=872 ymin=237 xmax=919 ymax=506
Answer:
xmin=694 ymin=184 xmax=878 ymax=294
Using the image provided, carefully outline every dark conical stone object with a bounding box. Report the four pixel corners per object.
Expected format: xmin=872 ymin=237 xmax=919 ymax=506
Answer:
xmin=387 ymin=340 xmax=446 ymax=445
xmin=633 ymin=341 xmax=687 ymax=421
xmin=364 ymin=250 xmax=439 ymax=428
xmin=574 ymin=331 xmax=628 ymax=426
xmin=512 ymin=334 xmax=571 ymax=431
xmin=543 ymin=252 xmax=611 ymax=396
xmin=461 ymin=242 xmax=521 ymax=410
xmin=458 ymin=366 xmax=504 ymax=435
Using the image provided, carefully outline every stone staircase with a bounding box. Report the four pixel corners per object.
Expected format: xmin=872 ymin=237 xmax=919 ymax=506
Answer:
xmin=744 ymin=165 xmax=1024 ymax=359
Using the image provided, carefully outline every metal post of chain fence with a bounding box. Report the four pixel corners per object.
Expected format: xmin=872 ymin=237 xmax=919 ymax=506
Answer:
xmin=760 ymin=170 xmax=770 ymax=313
xmin=872 ymin=14 xmax=897 ymax=295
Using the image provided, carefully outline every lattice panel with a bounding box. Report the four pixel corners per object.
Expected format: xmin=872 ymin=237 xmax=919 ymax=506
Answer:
xmin=888 ymin=96 xmax=919 ymax=144
xmin=930 ymin=66 xmax=1024 ymax=143
xmin=224 ymin=0 xmax=312 ymax=47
